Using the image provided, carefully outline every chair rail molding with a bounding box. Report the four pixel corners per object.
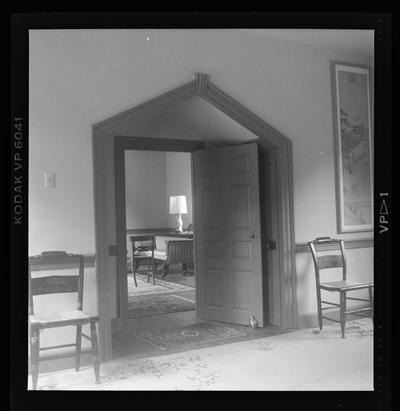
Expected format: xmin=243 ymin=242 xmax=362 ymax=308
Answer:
xmin=296 ymin=238 xmax=374 ymax=253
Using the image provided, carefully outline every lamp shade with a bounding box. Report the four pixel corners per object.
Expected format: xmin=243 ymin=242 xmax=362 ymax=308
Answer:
xmin=169 ymin=195 xmax=187 ymax=214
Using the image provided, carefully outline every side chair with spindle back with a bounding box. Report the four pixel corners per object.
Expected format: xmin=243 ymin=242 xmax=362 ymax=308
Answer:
xmin=308 ymin=237 xmax=373 ymax=338
xmin=28 ymin=251 xmax=100 ymax=390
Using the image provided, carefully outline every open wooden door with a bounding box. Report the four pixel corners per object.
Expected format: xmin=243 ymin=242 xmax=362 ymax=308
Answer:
xmin=193 ymin=142 xmax=264 ymax=326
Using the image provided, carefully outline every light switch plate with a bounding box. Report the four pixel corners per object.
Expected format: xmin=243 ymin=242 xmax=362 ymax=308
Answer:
xmin=44 ymin=172 xmax=56 ymax=188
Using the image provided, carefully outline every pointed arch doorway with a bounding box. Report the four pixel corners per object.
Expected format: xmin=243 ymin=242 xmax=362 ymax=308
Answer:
xmin=92 ymin=73 xmax=297 ymax=361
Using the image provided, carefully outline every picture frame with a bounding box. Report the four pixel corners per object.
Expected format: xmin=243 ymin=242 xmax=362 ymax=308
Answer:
xmin=331 ymin=62 xmax=374 ymax=233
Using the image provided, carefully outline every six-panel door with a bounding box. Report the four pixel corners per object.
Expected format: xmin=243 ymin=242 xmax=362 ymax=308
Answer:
xmin=194 ymin=142 xmax=264 ymax=326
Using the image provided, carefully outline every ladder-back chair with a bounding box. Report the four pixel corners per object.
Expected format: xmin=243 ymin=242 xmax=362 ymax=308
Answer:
xmin=308 ymin=237 xmax=373 ymax=338
xmin=29 ymin=251 xmax=100 ymax=389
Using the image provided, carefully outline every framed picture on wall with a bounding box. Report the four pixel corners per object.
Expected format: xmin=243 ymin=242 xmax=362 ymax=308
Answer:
xmin=331 ymin=62 xmax=373 ymax=233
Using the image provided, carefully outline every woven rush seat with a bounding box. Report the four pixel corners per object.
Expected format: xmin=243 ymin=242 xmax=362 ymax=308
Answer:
xmin=30 ymin=310 xmax=99 ymax=329
xmin=320 ymin=280 xmax=374 ymax=291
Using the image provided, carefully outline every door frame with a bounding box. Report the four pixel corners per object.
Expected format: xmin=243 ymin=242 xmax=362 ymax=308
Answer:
xmin=92 ymin=73 xmax=297 ymax=361
xmin=114 ymin=137 xmax=205 ymax=329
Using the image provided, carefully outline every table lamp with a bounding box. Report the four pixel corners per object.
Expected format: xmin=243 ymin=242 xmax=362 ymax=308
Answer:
xmin=169 ymin=195 xmax=187 ymax=233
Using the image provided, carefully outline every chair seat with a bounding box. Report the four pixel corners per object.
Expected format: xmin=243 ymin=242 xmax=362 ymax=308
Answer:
xmin=134 ymin=250 xmax=167 ymax=261
xmin=320 ymin=280 xmax=373 ymax=291
xmin=30 ymin=310 xmax=99 ymax=329
xmin=133 ymin=252 xmax=153 ymax=259
xmin=153 ymin=250 xmax=168 ymax=261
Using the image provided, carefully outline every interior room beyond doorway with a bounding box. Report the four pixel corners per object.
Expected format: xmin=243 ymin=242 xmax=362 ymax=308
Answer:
xmin=114 ymin=149 xmax=198 ymax=358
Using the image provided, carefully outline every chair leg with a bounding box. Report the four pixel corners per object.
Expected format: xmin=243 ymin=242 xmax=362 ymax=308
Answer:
xmin=182 ymin=262 xmax=187 ymax=276
xmin=369 ymin=286 xmax=374 ymax=324
xmin=132 ymin=258 xmax=138 ymax=287
xmin=152 ymin=260 xmax=155 ymax=285
xmin=340 ymin=291 xmax=346 ymax=338
xmin=162 ymin=263 xmax=169 ymax=279
xmin=90 ymin=322 xmax=100 ymax=384
xmin=30 ymin=328 xmax=40 ymax=390
xmin=316 ymin=286 xmax=323 ymax=330
xmin=75 ymin=325 xmax=82 ymax=371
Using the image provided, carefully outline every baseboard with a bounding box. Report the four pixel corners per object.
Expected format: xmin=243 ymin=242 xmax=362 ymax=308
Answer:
xmin=297 ymin=303 xmax=372 ymax=329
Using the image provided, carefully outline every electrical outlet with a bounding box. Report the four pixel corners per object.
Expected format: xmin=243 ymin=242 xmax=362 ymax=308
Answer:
xmin=44 ymin=172 xmax=56 ymax=188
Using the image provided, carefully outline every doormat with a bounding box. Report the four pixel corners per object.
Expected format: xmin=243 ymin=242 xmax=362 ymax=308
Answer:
xmin=133 ymin=321 xmax=247 ymax=349
xmin=128 ymin=292 xmax=195 ymax=319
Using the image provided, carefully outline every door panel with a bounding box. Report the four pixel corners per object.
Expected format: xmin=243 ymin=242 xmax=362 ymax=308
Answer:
xmin=231 ymin=185 xmax=251 ymax=228
xmin=229 ymin=155 xmax=249 ymax=175
xmin=205 ymin=269 xmax=224 ymax=308
xmin=232 ymin=270 xmax=252 ymax=311
xmin=203 ymin=186 xmax=224 ymax=228
xmin=194 ymin=142 xmax=264 ymax=326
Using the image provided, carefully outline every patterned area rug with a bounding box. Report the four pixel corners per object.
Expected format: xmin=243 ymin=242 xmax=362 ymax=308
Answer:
xmin=128 ymin=292 xmax=195 ymax=319
xmin=133 ymin=321 xmax=247 ymax=349
xmin=303 ymin=319 xmax=373 ymax=340
xmin=127 ymin=274 xmax=193 ymax=297
xmin=127 ymin=261 xmax=195 ymax=288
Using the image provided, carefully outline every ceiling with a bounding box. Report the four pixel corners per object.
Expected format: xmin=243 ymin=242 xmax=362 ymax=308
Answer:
xmin=239 ymin=29 xmax=374 ymax=59
xmin=135 ymin=96 xmax=259 ymax=145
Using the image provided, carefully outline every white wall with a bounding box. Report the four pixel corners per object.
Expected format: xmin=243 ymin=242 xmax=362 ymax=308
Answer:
xmin=124 ymin=150 xmax=192 ymax=252
xmin=29 ymin=29 xmax=374 ymax=329
xmin=125 ymin=150 xmax=168 ymax=229
xmin=29 ymin=29 xmax=373 ymax=252
xmin=124 ymin=150 xmax=192 ymax=230
xmin=166 ymin=152 xmax=193 ymax=229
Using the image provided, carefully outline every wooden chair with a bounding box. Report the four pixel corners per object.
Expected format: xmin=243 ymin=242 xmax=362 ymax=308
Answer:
xmin=29 ymin=251 xmax=100 ymax=390
xmin=129 ymin=235 xmax=156 ymax=287
xmin=308 ymin=237 xmax=373 ymax=338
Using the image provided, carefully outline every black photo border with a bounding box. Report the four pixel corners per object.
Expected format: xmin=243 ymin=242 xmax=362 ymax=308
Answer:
xmin=10 ymin=10 xmax=392 ymax=411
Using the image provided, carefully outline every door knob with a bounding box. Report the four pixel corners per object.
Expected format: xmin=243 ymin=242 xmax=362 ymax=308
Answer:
xmin=249 ymin=233 xmax=255 ymax=239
